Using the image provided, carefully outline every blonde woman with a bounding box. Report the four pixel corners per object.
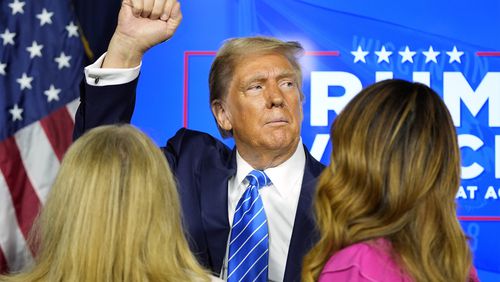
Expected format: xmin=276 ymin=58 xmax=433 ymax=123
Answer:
xmin=302 ymin=80 xmax=479 ymax=282
xmin=1 ymin=125 xmax=220 ymax=282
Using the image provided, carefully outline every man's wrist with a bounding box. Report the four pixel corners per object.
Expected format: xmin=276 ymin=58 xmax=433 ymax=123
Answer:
xmin=102 ymin=33 xmax=144 ymax=68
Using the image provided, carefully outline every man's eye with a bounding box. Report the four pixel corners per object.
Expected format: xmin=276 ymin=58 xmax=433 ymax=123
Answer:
xmin=248 ymin=85 xmax=262 ymax=90
xmin=281 ymin=81 xmax=295 ymax=88
xmin=246 ymin=84 xmax=264 ymax=93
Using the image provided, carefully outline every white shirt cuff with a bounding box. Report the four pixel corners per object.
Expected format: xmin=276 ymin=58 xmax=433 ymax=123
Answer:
xmin=84 ymin=52 xmax=142 ymax=86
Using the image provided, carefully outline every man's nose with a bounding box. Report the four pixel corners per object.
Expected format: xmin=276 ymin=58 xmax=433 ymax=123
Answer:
xmin=266 ymin=83 xmax=285 ymax=108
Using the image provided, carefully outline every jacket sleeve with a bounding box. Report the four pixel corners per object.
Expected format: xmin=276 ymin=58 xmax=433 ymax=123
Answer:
xmin=72 ymin=77 xmax=138 ymax=140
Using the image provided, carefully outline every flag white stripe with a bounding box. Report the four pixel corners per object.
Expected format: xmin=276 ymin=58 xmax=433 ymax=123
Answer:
xmin=0 ymin=173 xmax=34 ymax=272
xmin=66 ymin=98 xmax=79 ymax=122
xmin=14 ymin=122 xmax=60 ymax=204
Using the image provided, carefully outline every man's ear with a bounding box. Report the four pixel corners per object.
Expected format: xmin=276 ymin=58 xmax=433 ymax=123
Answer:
xmin=211 ymin=99 xmax=233 ymax=131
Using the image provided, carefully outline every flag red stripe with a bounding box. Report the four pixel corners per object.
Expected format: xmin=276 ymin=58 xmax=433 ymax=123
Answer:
xmin=39 ymin=107 xmax=75 ymax=161
xmin=0 ymin=248 xmax=7 ymax=274
xmin=0 ymin=137 xmax=42 ymax=249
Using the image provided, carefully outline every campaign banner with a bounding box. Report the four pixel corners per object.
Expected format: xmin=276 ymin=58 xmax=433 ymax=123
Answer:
xmin=135 ymin=1 xmax=500 ymax=280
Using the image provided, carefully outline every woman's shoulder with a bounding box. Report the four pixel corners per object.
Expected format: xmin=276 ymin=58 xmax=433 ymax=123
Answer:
xmin=320 ymin=238 xmax=411 ymax=281
xmin=323 ymin=239 xmax=392 ymax=268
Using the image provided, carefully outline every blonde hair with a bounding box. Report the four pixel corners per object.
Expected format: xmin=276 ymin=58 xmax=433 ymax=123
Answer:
xmin=1 ymin=125 xmax=210 ymax=282
xmin=302 ymin=80 xmax=472 ymax=282
xmin=209 ymin=36 xmax=304 ymax=137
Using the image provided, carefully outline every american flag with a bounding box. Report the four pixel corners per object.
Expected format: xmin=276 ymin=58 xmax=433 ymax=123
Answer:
xmin=0 ymin=0 xmax=83 ymax=273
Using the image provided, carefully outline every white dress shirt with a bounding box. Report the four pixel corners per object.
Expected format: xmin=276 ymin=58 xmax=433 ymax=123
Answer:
xmin=223 ymin=142 xmax=306 ymax=282
xmin=84 ymin=55 xmax=307 ymax=281
xmin=84 ymin=52 xmax=141 ymax=86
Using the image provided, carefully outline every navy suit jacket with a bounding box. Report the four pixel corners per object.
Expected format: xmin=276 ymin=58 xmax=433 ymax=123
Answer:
xmin=73 ymin=78 xmax=325 ymax=281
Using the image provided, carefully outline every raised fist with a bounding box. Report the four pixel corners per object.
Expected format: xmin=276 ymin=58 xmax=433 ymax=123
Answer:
xmin=103 ymin=0 xmax=182 ymax=68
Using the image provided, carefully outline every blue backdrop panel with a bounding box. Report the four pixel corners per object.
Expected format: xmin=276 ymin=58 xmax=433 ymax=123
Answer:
xmin=131 ymin=1 xmax=500 ymax=280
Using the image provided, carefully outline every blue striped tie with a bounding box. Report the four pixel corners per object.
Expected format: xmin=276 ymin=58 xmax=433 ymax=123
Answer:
xmin=227 ymin=170 xmax=271 ymax=282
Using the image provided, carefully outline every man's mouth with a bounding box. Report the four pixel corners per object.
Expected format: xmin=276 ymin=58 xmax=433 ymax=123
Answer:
xmin=266 ymin=118 xmax=289 ymax=125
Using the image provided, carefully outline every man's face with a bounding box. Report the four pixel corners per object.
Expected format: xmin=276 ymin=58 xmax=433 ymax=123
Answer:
xmin=215 ymin=52 xmax=303 ymax=163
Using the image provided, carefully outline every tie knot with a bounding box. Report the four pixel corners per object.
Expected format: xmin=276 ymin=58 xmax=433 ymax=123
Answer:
xmin=246 ymin=170 xmax=271 ymax=189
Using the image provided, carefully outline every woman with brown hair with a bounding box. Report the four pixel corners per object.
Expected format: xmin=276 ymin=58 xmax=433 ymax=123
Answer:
xmin=1 ymin=125 xmax=220 ymax=282
xmin=302 ymin=79 xmax=478 ymax=282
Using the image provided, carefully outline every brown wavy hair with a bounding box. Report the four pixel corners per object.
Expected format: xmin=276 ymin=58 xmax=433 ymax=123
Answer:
xmin=1 ymin=125 xmax=210 ymax=282
xmin=302 ymin=79 xmax=472 ymax=282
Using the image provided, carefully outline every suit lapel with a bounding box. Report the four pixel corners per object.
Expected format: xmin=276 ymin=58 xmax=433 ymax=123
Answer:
xmin=283 ymin=146 xmax=325 ymax=281
xmin=199 ymin=148 xmax=237 ymax=274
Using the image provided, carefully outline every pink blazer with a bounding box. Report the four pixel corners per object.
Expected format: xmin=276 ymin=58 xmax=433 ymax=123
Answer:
xmin=319 ymin=238 xmax=479 ymax=282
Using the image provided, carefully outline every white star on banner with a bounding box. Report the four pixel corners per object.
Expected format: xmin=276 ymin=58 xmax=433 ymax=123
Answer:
xmin=422 ymin=46 xmax=440 ymax=63
xmin=26 ymin=41 xmax=44 ymax=59
xmin=44 ymin=84 xmax=61 ymax=102
xmin=54 ymin=52 xmax=72 ymax=69
xmin=375 ymin=46 xmax=392 ymax=63
xmin=36 ymin=8 xmax=54 ymax=26
xmin=447 ymin=46 xmax=464 ymax=63
xmin=1 ymin=29 xmax=16 ymax=46
xmin=8 ymin=0 xmax=25 ymax=15
xmin=16 ymin=73 xmax=33 ymax=90
xmin=399 ymin=46 xmax=416 ymax=63
xmin=9 ymin=104 xmax=23 ymax=121
xmin=351 ymin=46 xmax=369 ymax=63
xmin=65 ymin=21 xmax=79 ymax=37
xmin=0 ymin=62 xmax=6 ymax=75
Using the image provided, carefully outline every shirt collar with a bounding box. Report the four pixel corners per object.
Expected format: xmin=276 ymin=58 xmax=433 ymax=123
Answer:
xmin=235 ymin=139 xmax=305 ymax=198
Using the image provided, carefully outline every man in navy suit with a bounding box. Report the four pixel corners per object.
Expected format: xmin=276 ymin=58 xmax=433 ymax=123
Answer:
xmin=73 ymin=0 xmax=324 ymax=281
